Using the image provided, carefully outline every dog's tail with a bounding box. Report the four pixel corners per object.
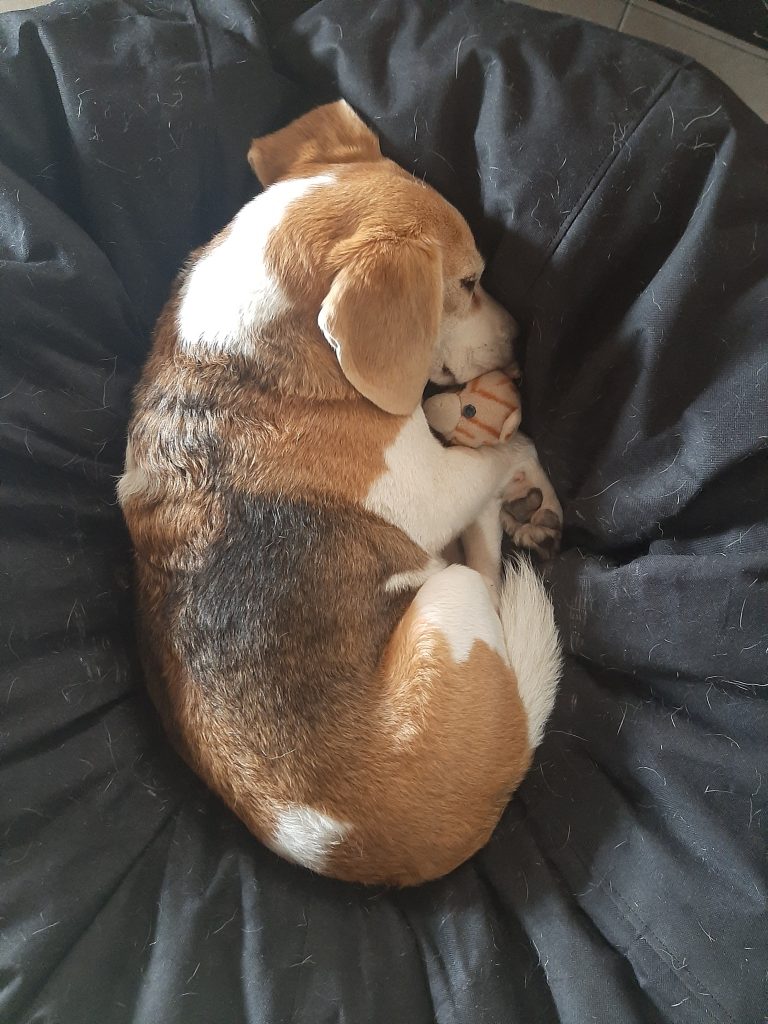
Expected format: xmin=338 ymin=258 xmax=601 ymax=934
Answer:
xmin=499 ymin=558 xmax=562 ymax=748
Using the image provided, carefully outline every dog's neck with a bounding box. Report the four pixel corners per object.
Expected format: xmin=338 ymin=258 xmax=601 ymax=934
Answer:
xmin=247 ymin=311 xmax=357 ymax=404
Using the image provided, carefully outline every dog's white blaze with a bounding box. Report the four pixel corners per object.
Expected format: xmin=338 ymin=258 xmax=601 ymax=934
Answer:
xmin=116 ymin=437 xmax=152 ymax=506
xmin=177 ymin=174 xmax=334 ymax=353
xmin=270 ymin=804 xmax=351 ymax=871
xmin=414 ymin=564 xmax=507 ymax=664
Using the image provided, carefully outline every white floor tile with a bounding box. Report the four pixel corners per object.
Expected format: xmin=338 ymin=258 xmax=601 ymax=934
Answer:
xmin=622 ymin=1 xmax=768 ymax=119
xmin=0 ymin=0 xmax=51 ymax=12
xmin=507 ymin=0 xmax=627 ymax=31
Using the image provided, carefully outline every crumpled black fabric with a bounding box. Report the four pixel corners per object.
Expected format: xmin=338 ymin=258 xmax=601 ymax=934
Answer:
xmin=1 ymin=2 xmax=766 ymax=1022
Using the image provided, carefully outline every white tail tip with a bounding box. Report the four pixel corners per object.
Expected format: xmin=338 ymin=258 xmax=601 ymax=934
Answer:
xmin=499 ymin=558 xmax=562 ymax=748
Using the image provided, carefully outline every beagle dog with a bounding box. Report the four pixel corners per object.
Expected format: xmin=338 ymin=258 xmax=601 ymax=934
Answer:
xmin=119 ymin=101 xmax=563 ymax=887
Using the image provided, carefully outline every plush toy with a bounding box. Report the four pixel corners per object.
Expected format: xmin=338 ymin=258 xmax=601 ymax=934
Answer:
xmin=423 ymin=367 xmax=522 ymax=447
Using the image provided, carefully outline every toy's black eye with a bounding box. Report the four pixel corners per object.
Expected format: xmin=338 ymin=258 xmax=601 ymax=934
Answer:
xmin=462 ymin=404 xmax=477 ymax=419
xmin=460 ymin=277 xmax=477 ymax=294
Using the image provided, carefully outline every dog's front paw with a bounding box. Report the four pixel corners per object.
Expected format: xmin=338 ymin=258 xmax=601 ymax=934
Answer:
xmin=501 ymin=486 xmax=562 ymax=560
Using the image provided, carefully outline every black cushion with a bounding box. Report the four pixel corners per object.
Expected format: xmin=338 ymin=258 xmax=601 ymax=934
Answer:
xmin=1 ymin=2 xmax=766 ymax=1022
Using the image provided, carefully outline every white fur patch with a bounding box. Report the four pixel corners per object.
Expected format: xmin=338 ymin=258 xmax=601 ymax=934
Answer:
xmin=365 ymin=409 xmax=511 ymax=557
xmin=384 ymin=557 xmax=444 ymax=594
xmin=270 ymin=804 xmax=351 ymax=872
xmin=365 ymin=411 xmax=452 ymax=552
xmin=499 ymin=559 xmax=562 ymax=748
xmin=414 ymin=564 xmax=507 ymax=664
xmin=116 ymin=438 xmax=152 ymax=506
xmin=177 ymin=174 xmax=333 ymax=353
xmin=433 ymin=284 xmax=517 ymax=383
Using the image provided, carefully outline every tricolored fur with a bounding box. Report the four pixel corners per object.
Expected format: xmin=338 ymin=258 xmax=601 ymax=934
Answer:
xmin=120 ymin=101 xmax=562 ymax=886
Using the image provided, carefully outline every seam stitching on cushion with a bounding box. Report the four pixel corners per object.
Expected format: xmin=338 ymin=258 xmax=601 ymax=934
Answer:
xmin=522 ymin=805 xmax=736 ymax=1024
xmin=528 ymin=59 xmax=693 ymax=291
xmin=586 ymin=865 xmax=735 ymax=1024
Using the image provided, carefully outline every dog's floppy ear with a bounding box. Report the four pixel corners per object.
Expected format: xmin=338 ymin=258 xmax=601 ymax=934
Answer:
xmin=319 ymin=238 xmax=442 ymax=416
xmin=248 ymin=100 xmax=381 ymax=188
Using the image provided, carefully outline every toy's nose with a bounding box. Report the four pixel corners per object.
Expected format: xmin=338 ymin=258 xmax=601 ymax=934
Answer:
xmin=422 ymin=393 xmax=461 ymax=437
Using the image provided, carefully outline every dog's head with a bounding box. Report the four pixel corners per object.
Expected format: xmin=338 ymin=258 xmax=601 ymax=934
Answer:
xmin=247 ymin=101 xmax=518 ymax=416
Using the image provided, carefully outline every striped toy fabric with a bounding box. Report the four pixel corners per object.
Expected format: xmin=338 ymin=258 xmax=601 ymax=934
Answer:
xmin=423 ymin=368 xmax=522 ymax=448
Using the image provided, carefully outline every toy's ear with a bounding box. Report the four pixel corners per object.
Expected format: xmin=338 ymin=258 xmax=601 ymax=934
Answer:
xmin=499 ymin=366 xmax=523 ymax=439
xmin=499 ymin=406 xmax=522 ymax=441
xmin=423 ymin=392 xmax=462 ymax=438
xmin=319 ymin=238 xmax=442 ymax=416
xmin=248 ymin=100 xmax=381 ymax=188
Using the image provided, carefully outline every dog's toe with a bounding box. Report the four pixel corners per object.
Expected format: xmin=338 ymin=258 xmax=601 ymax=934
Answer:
xmin=501 ymin=502 xmax=562 ymax=560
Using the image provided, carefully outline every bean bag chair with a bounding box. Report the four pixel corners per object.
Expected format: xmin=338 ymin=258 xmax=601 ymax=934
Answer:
xmin=1 ymin=1 xmax=766 ymax=1021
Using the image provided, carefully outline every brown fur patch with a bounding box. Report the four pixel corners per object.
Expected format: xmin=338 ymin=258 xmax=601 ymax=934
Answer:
xmin=321 ymin=619 xmax=531 ymax=886
xmin=160 ymin=581 xmax=532 ymax=888
xmin=261 ymin=161 xmax=481 ymax=313
xmin=248 ymin=100 xmax=382 ymax=188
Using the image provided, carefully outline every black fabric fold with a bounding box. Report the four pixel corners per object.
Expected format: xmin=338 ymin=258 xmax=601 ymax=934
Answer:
xmin=1 ymin=2 xmax=765 ymax=1021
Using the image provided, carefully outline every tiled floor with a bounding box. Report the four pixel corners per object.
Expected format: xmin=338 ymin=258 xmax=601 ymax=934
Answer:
xmin=1 ymin=0 xmax=766 ymax=119
xmin=0 ymin=0 xmax=48 ymax=11
xmin=518 ymin=0 xmax=767 ymax=119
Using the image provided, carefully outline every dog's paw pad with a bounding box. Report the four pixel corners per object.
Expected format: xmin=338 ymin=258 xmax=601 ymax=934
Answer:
xmin=503 ymin=487 xmax=543 ymax=524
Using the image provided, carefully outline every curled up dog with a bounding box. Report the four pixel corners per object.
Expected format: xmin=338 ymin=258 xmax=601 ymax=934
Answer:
xmin=119 ymin=101 xmax=563 ymax=886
